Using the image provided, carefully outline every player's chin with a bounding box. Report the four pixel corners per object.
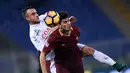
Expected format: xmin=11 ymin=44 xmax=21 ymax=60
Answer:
xmin=36 ymin=20 xmax=40 ymax=23
xmin=65 ymin=29 xmax=71 ymax=32
xmin=66 ymin=27 xmax=71 ymax=31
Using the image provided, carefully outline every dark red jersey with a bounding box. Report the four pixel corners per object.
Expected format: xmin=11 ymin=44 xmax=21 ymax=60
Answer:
xmin=43 ymin=26 xmax=84 ymax=73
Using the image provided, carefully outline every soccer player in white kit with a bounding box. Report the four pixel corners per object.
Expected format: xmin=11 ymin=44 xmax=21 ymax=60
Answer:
xmin=22 ymin=6 xmax=126 ymax=73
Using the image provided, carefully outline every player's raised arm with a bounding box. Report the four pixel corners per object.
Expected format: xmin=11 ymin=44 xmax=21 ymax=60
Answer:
xmin=69 ymin=16 xmax=77 ymax=24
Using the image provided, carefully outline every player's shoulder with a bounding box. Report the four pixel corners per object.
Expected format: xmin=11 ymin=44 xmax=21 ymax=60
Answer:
xmin=47 ymin=29 xmax=59 ymax=43
xmin=39 ymin=13 xmax=47 ymax=21
xmin=39 ymin=14 xmax=49 ymax=27
xmin=49 ymin=28 xmax=60 ymax=40
xmin=72 ymin=26 xmax=80 ymax=32
xmin=50 ymin=28 xmax=59 ymax=36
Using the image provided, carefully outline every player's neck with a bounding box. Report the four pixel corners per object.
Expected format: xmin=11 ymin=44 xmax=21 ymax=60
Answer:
xmin=59 ymin=29 xmax=71 ymax=36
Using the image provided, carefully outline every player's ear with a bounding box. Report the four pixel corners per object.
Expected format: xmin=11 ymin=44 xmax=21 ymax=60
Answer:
xmin=26 ymin=17 xmax=30 ymax=21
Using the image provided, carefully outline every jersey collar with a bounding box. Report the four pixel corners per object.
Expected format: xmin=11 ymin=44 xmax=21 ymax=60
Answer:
xmin=29 ymin=23 xmax=40 ymax=27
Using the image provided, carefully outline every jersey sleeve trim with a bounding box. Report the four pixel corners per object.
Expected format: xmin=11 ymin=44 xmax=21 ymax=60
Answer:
xmin=77 ymin=43 xmax=86 ymax=50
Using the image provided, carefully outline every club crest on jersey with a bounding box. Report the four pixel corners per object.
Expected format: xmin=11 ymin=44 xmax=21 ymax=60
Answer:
xmin=34 ymin=29 xmax=40 ymax=36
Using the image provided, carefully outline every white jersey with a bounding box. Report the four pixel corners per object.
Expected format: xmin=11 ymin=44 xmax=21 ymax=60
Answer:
xmin=29 ymin=14 xmax=52 ymax=52
xmin=29 ymin=14 xmax=85 ymax=52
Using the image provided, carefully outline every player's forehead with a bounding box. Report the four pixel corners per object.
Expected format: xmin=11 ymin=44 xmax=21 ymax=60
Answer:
xmin=61 ymin=18 xmax=69 ymax=22
xmin=62 ymin=18 xmax=69 ymax=21
xmin=26 ymin=8 xmax=37 ymax=15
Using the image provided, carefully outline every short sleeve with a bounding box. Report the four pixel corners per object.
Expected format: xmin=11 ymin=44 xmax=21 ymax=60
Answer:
xmin=43 ymin=33 xmax=56 ymax=54
xmin=39 ymin=13 xmax=47 ymax=21
xmin=72 ymin=26 xmax=80 ymax=37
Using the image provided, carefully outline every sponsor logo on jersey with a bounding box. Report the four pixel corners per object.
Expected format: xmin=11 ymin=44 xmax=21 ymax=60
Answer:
xmin=42 ymin=27 xmax=51 ymax=39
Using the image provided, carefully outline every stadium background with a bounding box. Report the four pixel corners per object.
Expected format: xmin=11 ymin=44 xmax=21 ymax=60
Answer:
xmin=0 ymin=0 xmax=130 ymax=73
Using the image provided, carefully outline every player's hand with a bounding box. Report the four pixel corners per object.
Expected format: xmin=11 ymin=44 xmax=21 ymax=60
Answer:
xmin=69 ymin=16 xmax=77 ymax=24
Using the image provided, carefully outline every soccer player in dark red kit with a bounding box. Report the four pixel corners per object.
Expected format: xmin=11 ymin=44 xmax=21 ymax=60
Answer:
xmin=40 ymin=11 xmax=84 ymax=73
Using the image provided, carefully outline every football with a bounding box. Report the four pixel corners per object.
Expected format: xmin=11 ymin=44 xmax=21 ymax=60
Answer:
xmin=44 ymin=11 xmax=60 ymax=25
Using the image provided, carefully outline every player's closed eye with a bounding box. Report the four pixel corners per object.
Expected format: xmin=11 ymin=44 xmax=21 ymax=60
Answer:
xmin=32 ymin=12 xmax=36 ymax=15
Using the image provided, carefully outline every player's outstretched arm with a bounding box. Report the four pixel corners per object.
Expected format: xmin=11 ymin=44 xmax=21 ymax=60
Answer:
xmin=40 ymin=51 xmax=47 ymax=73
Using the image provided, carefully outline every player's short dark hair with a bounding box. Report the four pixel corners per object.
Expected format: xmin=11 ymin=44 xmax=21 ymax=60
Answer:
xmin=22 ymin=6 xmax=35 ymax=18
xmin=58 ymin=11 xmax=69 ymax=23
